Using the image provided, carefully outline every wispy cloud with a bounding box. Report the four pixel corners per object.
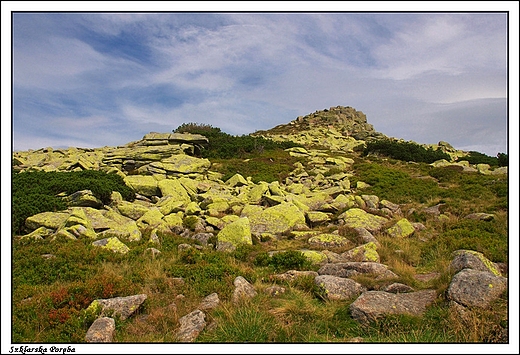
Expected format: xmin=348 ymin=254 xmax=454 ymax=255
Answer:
xmin=10 ymin=11 xmax=509 ymax=156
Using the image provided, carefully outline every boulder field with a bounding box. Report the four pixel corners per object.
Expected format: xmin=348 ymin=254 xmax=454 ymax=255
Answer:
xmin=13 ymin=110 xmax=507 ymax=342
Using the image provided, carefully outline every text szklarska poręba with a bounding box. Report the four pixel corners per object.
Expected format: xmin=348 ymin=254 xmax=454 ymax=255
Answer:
xmin=10 ymin=346 xmax=75 ymax=354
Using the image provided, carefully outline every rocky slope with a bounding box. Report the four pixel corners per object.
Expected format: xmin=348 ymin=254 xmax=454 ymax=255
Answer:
xmin=12 ymin=106 xmax=508 ymax=342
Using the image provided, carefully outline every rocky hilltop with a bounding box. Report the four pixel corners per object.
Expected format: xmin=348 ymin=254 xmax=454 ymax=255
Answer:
xmin=253 ymin=105 xmax=387 ymax=152
xmin=12 ymin=106 xmax=508 ymax=343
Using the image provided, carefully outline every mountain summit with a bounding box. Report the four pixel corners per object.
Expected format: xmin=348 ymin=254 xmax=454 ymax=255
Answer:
xmin=253 ymin=105 xmax=387 ymax=152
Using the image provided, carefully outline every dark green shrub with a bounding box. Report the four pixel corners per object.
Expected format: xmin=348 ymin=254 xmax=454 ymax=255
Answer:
xmin=173 ymin=122 xmax=301 ymax=159
xmin=497 ymin=152 xmax=508 ymax=167
xmin=12 ymin=170 xmax=135 ymax=235
xmin=254 ymin=250 xmax=312 ymax=272
xmin=463 ymin=151 xmax=499 ymax=166
xmin=363 ymin=139 xmax=451 ymax=163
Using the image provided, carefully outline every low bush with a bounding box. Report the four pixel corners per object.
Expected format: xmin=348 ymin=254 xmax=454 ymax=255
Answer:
xmin=174 ymin=122 xmax=301 ymax=159
xmin=363 ymin=139 xmax=451 ymax=163
xmin=12 ymin=170 xmax=135 ymax=235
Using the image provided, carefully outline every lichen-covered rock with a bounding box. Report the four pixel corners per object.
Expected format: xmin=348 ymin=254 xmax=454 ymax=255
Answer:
xmin=450 ymin=250 xmax=502 ymax=276
xmin=447 ymin=269 xmax=507 ymax=308
xmin=225 ymin=173 xmax=249 ymax=187
xmin=175 ymin=309 xmax=206 ymax=342
xmin=116 ymin=201 xmax=151 ymax=220
xmin=299 ymin=249 xmax=328 ymax=265
xmin=61 ymin=190 xmax=103 ymax=208
xmin=25 ymin=211 xmax=70 ymax=231
xmin=361 ymin=195 xmax=379 ymax=209
xmin=157 ymin=179 xmax=191 ymax=204
xmin=136 ymin=208 xmax=165 ymax=230
xmin=124 ymin=175 xmax=159 ymax=197
xmin=305 ymin=211 xmax=331 ymax=226
xmin=308 ymin=233 xmax=350 ymax=249
xmin=20 ymin=226 xmax=54 ymax=241
xmin=464 ymin=213 xmax=495 ymax=221
xmin=232 ymin=276 xmax=257 ymax=303
xmin=85 ymin=317 xmax=115 ymax=343
xmin=92 ymin=237 xmax=130 ymax=254
xmin=318 ymin=262 xmax=398 ymax=280
xmin=315 ymin=275 xmax=366 ymax=301
xmin=340 ymin=242 xmax=380 ymax=262
xmin=354 ymin=227 xmax=380 ymax=247
xmin=339 ymin=208 xmax=388 ymax=233
xmin=386 ymin=218 xmax=415 ymax=238
xmin=248 ymin=202 xmax=306 ymax=235
xmin=88 ymin=294 xmax=147 ymax=320
xmin=216 ymin=217 xmax=252 ymax=251
xmin=350 ymin=290 xmax=437 ymax=324
xmin=151 ymin=154 xmax=211 ymax=174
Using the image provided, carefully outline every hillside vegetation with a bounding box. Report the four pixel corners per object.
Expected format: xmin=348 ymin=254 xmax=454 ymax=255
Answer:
xmin=11 ymin=107 xmax=509 ymax=344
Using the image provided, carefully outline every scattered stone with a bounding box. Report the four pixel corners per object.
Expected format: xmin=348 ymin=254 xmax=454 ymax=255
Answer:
xmin=92 ymin=237 xmax=130 ymax=254
xmin=464 ymin=213 xmax=495 ymax=221
xmin=175 ymin=309 xmax=206 ymax=342
xmin=450 ymin=250 xmax=502 ymax=276
xmin=308 ymin=233 xmax=350 ymax=249
xmin=340 ymin=242 xmax=380 ymax=262
xmin=386 ymin=218 xmax=415 ymax=238
xmin=384 ymin=283 xmax=414 ymax=294
xmin=62 ymin=190 xmax=103 ymax=208
xmin=339 ymin=208 xmax=388 ymax=233
xmin=216 ymin=217 xmax=252 ymax=251
xmin=144 ymin=247 xmax=161 ymax=259
xmin=85 ymin=317 xmax=116 ymax=343
xmin=232 ymin=276 xmax=257 ymax=303
xmin=87 ymin=294 xmax=147 ymax=320
xmin=349 ymin=290 xmax=437 ymax=324
xmin=423 ymin=203 xmax=445 ymax=217
xmin=447 ymin=269 xmax=507 ymax=308
xmin=270 ymin=270 xmax=319 ymax=282
xmin=318 ymin=262 xmax=398 ymax=280
xmin=354 ymin=227 xmax=380 ymax=247
xmin=265 ymin=285 xmax=286 ymax=297
xmin=199 ymin=293 xmax=220 ymax=311
xmin=413 ymin=273 xmax=440 ymax=283
xmin=315 ymin=275 xmax=366 ymax=301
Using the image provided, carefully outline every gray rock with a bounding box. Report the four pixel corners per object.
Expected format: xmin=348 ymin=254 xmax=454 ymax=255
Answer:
xmin=350 ymin=290 xmax=437 ymax=324
xmin=62 ymin=190 xmax=103 ymax=208
xmin=270 ymin=270 xmax=319 ymax=282
xmin=264 ymin=285 xmax=286 ymax=297
xmin=383 ymin=283 xmax=414 ymax=294
xmin=232 ymin=276 xmax=257 ymax=303
xmin=464 ymin=213 xmax=495 ymax=221
xmin=91 ymin=294 xmax=147 ymax=320
xmin=447 ymin=269 xmax=507 ymax=308
xmin=315 ymin=275 xmax=366 ymax=300
xmin=318 ymin=262 xmax=398 ymax=280
xmin=175 ymin=309 xmax=206 ymax=342
xmin=450 ymin=250 xmax=502 ymax=276
xmin=199 ymin=293 xmax=220 ymax=311
xmin=354 ymin=227 xmax=380 ymax=247
xmin=85 ymin=317 xmax=116 ymax=343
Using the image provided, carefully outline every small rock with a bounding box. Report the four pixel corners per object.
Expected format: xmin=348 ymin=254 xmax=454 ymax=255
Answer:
xmin=232 ymin=276 xmax=257 ymax=303
xmin=85 ymin=317 xmax=116 ymax=343
xmin=264 ymin=285 xmax=286 ymax=297
xmin=199 ymin=293 xmax=220 ymax=310
xmin=175 ymin=309 xmax=206 ymax=342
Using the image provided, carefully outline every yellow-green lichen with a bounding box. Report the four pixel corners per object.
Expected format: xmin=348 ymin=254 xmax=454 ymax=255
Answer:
xmin=104 ymin=237 xmax=130 ymax=254
xmin=464 ymin=250 xmax=501 ymax=276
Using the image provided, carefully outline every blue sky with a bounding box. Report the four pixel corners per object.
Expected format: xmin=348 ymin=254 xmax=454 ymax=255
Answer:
xmin=5 ymin=7 xmax=516 ymax=157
